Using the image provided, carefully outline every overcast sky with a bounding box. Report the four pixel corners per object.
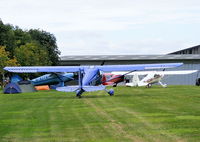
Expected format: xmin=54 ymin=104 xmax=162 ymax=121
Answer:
xmin=1 ymin=0 xmax=200 ymax=56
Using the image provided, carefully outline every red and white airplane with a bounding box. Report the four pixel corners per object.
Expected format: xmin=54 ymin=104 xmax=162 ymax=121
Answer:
xmin=112 ymin=70 xmax=197 ymax=88
xmin=102 ymin=73 xmax=125 ymax=87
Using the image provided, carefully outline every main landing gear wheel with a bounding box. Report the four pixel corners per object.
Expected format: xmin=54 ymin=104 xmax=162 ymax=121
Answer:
xmin=76 ymin=94 xmax=82 ymax=98
xmin=146 ymin=84 xmax=152 ymax=88
xmin=76 ymin=90 xmax=83 ymax=98
xmin=108 ymin=89 xmax=114 ymax=96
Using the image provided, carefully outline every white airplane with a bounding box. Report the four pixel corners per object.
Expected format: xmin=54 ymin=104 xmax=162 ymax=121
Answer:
xmin=112 ymin=70 xmax=198 ymax=88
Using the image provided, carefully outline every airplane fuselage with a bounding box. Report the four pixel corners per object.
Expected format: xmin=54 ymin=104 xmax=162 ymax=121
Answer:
xmin=31 ymin=73 xmax=74 ymax=86
xmin=126 ymin=73 xmax=164 ymax=87
xmin=102 ymin=73 xmax=124 ymax=86
xmin=142 ymin=73 xmax=164 ymax=84
xmin=78 ymin=67 xmax=101 ymax=86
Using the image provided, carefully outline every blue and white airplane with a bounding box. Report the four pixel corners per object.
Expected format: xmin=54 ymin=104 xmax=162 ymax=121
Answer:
xmin=4 ymin=63 xmax=183 ymax=98
xmin=31 ymin=73 xmax=74 ymax=87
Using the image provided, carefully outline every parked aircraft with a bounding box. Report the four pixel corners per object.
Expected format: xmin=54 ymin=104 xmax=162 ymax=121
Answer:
xmin=112 ymin=70 xmax=197 ymax=88
xmin=4 ymin=63 xmax=182 ymax=97
xmin=102 ymin=73 xmax=124 ymax=87
xmin=31 ymin=73 xmax=74 ymax=88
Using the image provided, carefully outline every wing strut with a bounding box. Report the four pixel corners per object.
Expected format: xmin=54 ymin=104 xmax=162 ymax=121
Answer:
xmin=76 ymin=69 xmax=84 ymax=98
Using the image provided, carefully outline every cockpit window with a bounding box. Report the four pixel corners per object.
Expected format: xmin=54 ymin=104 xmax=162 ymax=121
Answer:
xmin=154 ymin=74 xmax=161 ymax=78
xmin=105 ymin=75 xmax=112 ymax=80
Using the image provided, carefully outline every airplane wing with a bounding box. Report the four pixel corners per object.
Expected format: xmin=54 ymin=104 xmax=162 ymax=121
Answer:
xmin=112 ymin=71 xmax=153 ymax=75
xmin=156 ymin=70 xmax=198 ymax=75
xmin=97 ymin=63 xmax=183 ymax=72
xmin=4 ymin=63 xmax=183 ymax=73
xmin=112 ymin=70 xmax=198 ymax=75
xmin=4 ymin=66 xmax=81 ymax=73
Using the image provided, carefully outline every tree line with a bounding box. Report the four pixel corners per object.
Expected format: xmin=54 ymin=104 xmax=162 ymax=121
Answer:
xmin=0 ymin=19 xmax=61 ymax=87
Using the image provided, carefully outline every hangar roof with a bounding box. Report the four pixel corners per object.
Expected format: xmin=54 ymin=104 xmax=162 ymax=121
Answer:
xmin=61 ymin=55 xmax=200 ymax=61
xmin=169 ymin=45 xmax=200 ymax=54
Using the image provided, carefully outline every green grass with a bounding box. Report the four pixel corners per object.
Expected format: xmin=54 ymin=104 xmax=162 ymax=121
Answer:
xmin=0 ymin=86 xmax=200 ymax=142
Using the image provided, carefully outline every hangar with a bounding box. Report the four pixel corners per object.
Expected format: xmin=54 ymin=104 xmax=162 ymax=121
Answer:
xmin=169 ymin=45 xmax=200 ymax=54
xmin=60 ymin=46 xmax=200 ymax=85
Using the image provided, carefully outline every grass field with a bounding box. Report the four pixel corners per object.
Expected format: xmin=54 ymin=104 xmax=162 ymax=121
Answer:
xmin=0 ymin=86 xmax=200 ymax=142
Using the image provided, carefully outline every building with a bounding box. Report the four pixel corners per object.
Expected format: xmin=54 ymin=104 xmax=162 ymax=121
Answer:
xmin=60 ymin=54 xmax=200 ymax=85
xmin=169 ymin=45 xmax=200 ymax=54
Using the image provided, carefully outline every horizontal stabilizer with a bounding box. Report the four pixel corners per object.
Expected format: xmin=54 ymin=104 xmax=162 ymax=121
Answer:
xmin=82 ymin=86 xmax=106 ymax=92
xmin=56 ymin=86 xmax=79 ymax=92
xmin=56 ymin=85 xmax=106 ymax=92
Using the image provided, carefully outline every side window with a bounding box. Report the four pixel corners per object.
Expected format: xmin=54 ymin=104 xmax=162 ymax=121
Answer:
xmin=154 ymin=74 xmax=160 ymax=78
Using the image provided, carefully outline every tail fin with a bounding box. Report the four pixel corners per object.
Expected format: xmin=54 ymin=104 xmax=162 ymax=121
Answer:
xmin=126 ymin=74 xmax=140 ymax=86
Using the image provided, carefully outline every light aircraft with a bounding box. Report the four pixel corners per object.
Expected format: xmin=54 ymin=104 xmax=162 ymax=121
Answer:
xmin=4 ymin=63 xmax=182 ymax=98
xmin=112 ymin=70 xmax=197 ymax=88
xmin=10 ymin=73 xmax=74 ymax=88
xmin=31 ymin=73 xmax=74 ymax=88
xmin=102 ymin=73 xmax=124 ymax=87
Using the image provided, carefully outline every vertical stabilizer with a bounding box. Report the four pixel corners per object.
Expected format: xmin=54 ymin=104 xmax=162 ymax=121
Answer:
xmin=132 ymin=74 xmax=140 ymax=86
xmin=126 ymin=74 xmax=140 ymax=86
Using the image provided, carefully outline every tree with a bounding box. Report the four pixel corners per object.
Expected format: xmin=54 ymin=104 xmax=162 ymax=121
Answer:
xmin=14 ymin=42 xmax=52 ymax=66
xmin=0 ymin=46 xmax=18 ymax=88
xmin=0 ymin=19 xmax=60 ymax=66
xmin=29 ymin=29 xmax=60 ymax=65
xmin=0 ymin=20 xmax=61 ymax=85
xmin=0 ymin=21 xmax=16 ymax=56
xmin=13 ymin=26 xmax=31 ymax=48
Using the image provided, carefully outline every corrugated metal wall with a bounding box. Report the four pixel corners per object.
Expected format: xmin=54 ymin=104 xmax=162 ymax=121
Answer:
xmin=162 ymin=63 xmax=200 ymax=85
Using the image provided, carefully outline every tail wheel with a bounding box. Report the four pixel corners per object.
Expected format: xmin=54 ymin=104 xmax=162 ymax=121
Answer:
xmin=146 ymin=84 xmax=152 ymax=88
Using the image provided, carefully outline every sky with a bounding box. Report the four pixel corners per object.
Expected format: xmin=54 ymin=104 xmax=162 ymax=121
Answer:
xmin=0 ymin=0 xmax=200 ymax=56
